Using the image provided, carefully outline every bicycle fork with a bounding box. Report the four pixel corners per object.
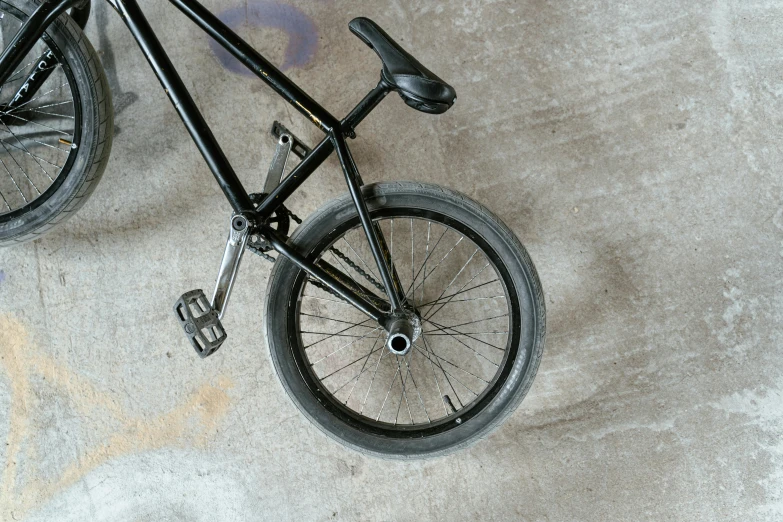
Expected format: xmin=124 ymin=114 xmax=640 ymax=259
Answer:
xmin=0 ymin=0 xmax=89 ymax=94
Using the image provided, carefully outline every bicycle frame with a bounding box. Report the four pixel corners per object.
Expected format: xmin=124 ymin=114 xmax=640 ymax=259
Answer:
xmin=0 ymin=0 xmax=409 ymax=325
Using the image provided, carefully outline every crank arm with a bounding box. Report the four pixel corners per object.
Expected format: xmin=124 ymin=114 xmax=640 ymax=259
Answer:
xmin=263 ymin=121 xmax=313 ymax=194
xmin=263 ymin=130 xmax=294 ymax=194
xmin=271 ymin=120 xmax=311 ymax=159
xmin=173 ymin=213 xmax=249 ymax=357
xmin=211 ymin=214 xmax=250 ymax=319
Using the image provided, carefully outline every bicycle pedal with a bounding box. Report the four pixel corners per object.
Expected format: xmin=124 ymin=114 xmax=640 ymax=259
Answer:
xmin=271 ymin=120 xmax=311 ymax=159
xmin=173 ymin=289 xmax=227 ymax=358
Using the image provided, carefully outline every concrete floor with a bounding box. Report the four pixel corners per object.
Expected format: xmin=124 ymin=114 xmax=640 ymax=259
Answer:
xmin=1 ymin=0 xmax=782 ymax=520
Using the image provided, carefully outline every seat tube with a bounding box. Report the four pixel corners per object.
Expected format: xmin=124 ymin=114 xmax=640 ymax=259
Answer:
xmin=331 ymin=131 xmax=405 ymax=313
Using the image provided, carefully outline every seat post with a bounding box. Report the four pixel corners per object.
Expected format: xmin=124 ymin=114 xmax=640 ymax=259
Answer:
xmin=341 ymin=79 xmax=394 ymax=136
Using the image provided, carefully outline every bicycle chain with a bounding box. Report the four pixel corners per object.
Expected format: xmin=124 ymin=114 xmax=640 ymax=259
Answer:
xmin=328 ymin=246 xmax=386 ymax=294
xmin=246 ymin=207 xmax=387 ymax=299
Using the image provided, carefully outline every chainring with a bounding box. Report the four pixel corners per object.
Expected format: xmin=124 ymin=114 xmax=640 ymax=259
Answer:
xmin=248 ymin=193 xmax=291 ymax=252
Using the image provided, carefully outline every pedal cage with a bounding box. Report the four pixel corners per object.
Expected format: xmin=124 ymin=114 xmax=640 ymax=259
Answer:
xmin=173 ymin=289 xmax=227 ymax=358
xmin=271 ymin=120 xmax=312 ymax=159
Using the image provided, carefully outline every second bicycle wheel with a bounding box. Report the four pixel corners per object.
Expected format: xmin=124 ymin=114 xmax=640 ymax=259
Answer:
xmin=0 ymin=1 xmax=113 ymax=245
xmin=265 ymin=182 xmax=545 ymax=457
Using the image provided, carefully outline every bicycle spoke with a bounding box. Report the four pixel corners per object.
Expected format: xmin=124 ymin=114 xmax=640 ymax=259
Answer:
xmin=341 ymin=235 xmax=383 ymax=284
xmin=327 ymin=250 xmax=381 ymax=301
xmin=423 ymin=248 xmax=479 ymax=314
xmin=0 ymin=120 xmax=54 ymax=181
xmin=418 ymin=338 xmax=490 ymax=384
xmin=5 ymin=63 xmax=60 ymax=87
xmin=424 ymin=321 xmax=502 ymax=371
xmin=0 ymin=57 xmax=45 ymax=101
xmin=424 ymin=331 xmax=508 ymax=336
xmin=0 ymin=190 xmax=10 ymax=210
xmin=420 ymin=335 xmax=465 ymax=408
xmin=424 ymin=317 xmax=507 ymax=353
xmin=309 ymin=326 xmax=383 ymax=365
xmin=393 ymin=354 xmax=414 ymax=425
xmin=376 ymin=359 xmax=401 ymax=421
xmin=301 ymin=294 xmax=355 ymax=306
xmin=300 ymin=312 xmax=377 ymax=329
xmin=0 ymin=139 xmax=39 ymax=194
xmin=360 ymin=348 xmax=389 ymax=415
xmin=408 ymin=233 xmax=463 ymax=299
xmin=297 ymin=215 xmax=515 ymax=429
xmin=415 ymin=325 xmax=449 ymax=415
xmin=322 ymin=332 xmax=385 ymax=383
xmin=302 ymin=331 xmax=372 ymax=338
xmin=420 ymin=221 xmax=431 ymax=306
xmin=4 ymin=57 xmax=41 ymax=87
xmin=5 ymin=83 xmax=69 ymax=113
xmin=0 ymin=154 xmax=26 ymax=202
xmin=401 ymin=348 xmax=430 ymax=423
xmin=332 ymin=332 xmax=385 ymax=396
xmin=0 ymin=134 xmax=63 ymax=170
xmin=0 ymin=108 xmax=71 ymax=136
xmin=417 ymin=278 xmax=501 ymax=308
xmin=405 ymin=224 xmax=447 ymax=298
xmin=390 ymin=218 xmax=394 ymax=261
xmin=434 ymin=313 xmax=509 ymax=331
xmin=448 ymin=295 xmax=506 ymax=303
xmin=410 ymin=219 xmax=415 ymax=305
xmin=424 ymin=262 xmax=492 ymax=321
xmin=418 ymin=337 xmax=474 ymax=402
xmin=23 ymin=106 xmax=74 ymax=119
xmin=0 ymin=128 xmax=69 ymax=159
xmin=19 ymin=100 xmax=72 ymax=112
xmin=416 ymin=344 xmax=478 ymax=397
xmin=303 ymin=318 xmax=374 ymax=349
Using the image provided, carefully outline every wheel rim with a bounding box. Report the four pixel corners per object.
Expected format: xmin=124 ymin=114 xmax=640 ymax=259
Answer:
xmin=0 ymin=5 xmax=80 ymax=218
xmin=290 ymin=208 xmax=524 ymax=438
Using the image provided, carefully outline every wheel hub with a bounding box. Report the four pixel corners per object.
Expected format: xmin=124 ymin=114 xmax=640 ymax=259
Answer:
xmin=385 ymin=311 xmax=421 ymax=356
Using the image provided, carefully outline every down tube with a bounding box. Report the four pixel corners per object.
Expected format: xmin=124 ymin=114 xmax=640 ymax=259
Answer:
xmin=112 ymin=0 xmax=256 ymax=213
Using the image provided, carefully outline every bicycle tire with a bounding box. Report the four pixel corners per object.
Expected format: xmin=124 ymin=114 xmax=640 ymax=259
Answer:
xmin=265 ymin=181 xmax=545 ymax=458
xmin=0 ymin=0 xmax=113 ymax=245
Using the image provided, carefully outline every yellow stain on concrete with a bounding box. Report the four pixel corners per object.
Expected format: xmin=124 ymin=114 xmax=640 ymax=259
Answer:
xmin=0 ymin=314 xmax=234 ymax=519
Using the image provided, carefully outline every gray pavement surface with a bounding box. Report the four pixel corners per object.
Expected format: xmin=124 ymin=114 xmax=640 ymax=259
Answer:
xmin=1 ymin=0 xmax=782 ymax=520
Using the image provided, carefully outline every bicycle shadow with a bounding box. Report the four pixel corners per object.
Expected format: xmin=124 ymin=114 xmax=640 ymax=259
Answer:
xmin=94 ymin=3 xmax=139 ymax=136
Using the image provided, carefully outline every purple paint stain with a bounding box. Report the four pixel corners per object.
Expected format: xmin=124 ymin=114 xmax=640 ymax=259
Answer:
xmin=211 ymin=1 xmax=319 ymax=74
xmin=0 ymin=270 xmax=5 ymax=284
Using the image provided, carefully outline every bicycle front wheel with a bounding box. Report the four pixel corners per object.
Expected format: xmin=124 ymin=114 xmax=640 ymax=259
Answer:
xmin=265 ymin=182 xmax=545 ymax=458
xmin=0 ymin=1 xmax=113 ymax=245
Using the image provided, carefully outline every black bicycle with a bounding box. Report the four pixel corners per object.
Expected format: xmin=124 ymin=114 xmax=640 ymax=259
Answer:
xmin=0 ymin=0 xmax=545 ymax=457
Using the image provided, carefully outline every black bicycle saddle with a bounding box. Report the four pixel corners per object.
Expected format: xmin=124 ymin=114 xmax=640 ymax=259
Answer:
xmin=349 ymin=17 xmax=457 ymax=114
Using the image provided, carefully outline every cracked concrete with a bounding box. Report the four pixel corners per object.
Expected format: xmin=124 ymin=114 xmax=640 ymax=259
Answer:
xmin=1 ymin=0 xmax=782 ymax=520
